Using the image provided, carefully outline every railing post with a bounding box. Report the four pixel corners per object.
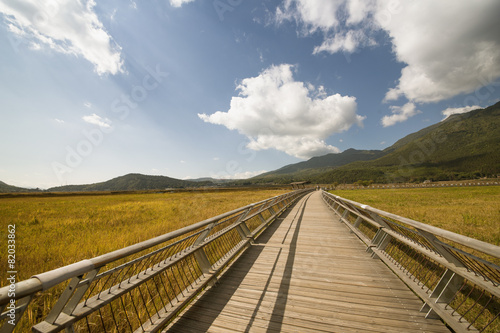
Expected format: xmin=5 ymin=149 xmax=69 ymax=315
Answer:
xmin=61 ymin=269 xmax=100 ymax=317
xmin=353 ymin=216 xmax=362 ymax=228
xmin=415 ymin=228 xmax=466 ymax=319
xmin=416 ymin=229 xmax=464 ymax=266
xmin=233 ymin=206 xmax=253 ymax=240
xmin=340 ymin=209 xmax=349 ymax=222
xmin=193 ymin=223 xmax=216 ymax=274
xmin=1 ymin=295 xmax=33 ymax=333
xmin=364 ymin=211 xmax=393 ymax=258
xmin=35 ymin=269 xmax=98 ymax=333
xmin=420 ymin=269 xmax=464 ymax=319
xmin=261 ymin=197 xmax=278 ymax=213
xmin=43 ymin=275 xmax=85 ymax=325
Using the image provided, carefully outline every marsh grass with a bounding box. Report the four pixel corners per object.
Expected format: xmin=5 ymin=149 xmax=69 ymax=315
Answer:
xmin=0 ymin=189 xmax=287 ymax=284
xmin=332 ymin=186 xmax=500 ymax=246
xmin=0 ymin=189 xmax=289 ymax=331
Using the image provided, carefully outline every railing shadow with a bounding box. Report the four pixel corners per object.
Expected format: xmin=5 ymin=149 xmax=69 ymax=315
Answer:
xmin=165 ymin=195 xmax=308 ymax=332
xmin=264 ymin=194 xmax=309 ymax=332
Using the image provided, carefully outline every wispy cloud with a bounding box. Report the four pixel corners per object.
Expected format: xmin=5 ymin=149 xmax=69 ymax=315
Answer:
xmin=313 ymin=29 xmax=376 ymax=55
xmin=169 ymin=0 xmax=195 ymax=8
xmin=82 ymin=113 xmax=112 ymax=128
xmin=276 ymin=0 xmax=376 ymax=55
xmin=441 ymin=105 xmax=482 ymax=121
xmin=0 ymin=0 xmax=124 ymax=75
xmin=213 ymin=170 xmax=267 ymax=180
xmin=381 ymin=102 xmax=421 ymax=127
xmin=199 ymin=64 xmax=364 ymax=159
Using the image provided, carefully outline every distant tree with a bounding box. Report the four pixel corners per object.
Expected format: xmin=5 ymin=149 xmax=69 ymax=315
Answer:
xmin=355 ymin=180 xmax=373 ymax=187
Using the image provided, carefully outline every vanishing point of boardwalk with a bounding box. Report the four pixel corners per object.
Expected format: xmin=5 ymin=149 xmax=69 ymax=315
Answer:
xmin=165 ymin=191 xmax=450 ymax=333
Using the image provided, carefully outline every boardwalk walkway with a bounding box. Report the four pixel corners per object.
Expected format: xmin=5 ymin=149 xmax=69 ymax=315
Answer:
xmin=165 ymin=191 xmax=450 ymax=333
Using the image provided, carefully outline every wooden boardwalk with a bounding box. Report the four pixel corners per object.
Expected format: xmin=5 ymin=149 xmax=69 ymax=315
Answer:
xmin=165 ymin=191 xmax=450 ymax=333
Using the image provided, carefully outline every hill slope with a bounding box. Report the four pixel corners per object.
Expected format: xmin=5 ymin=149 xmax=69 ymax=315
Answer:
xmin=47 ymin=173 xmax=213 ymax=192
xmin=0 ymin=181 xmax=40 ymax=193
xmin=258 ymin=149 xmax=385 ymax=176
xmin=251 ymin=102 xmax=500 ymax=184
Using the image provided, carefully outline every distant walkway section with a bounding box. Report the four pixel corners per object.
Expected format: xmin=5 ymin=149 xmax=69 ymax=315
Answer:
xmin=165 ymin=191 xmax=449 ymax=332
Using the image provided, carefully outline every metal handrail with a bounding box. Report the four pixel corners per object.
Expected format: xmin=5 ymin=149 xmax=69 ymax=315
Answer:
xmin=322 ymin=190 xmax=500 ymax=333
xmin=0 ymin=188 xmax=313 ymax=332
xmin=334 ymin=195 xmax=499 ymax=256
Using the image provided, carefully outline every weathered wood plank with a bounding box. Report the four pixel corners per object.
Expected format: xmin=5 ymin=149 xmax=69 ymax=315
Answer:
xmin=164 ymin=191 xmax=450 ymax=333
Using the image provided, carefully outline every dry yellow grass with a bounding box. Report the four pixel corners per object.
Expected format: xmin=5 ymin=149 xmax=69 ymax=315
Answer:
xmin=331 ymin=186 xmax=500 ymax=246
xmin=0 ymin=189 xmax=288 ymax=285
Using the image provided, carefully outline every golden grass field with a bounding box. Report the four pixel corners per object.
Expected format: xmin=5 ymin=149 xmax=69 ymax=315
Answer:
xmin=0 ymin=189 xmax=289 ymax=285
xmin=331 ymin=186 xmax=500 ymax=246
xmin=1 ymin=186 xmax=498 ymax=285
xmin=0 ymin=186 xmax=498 ymax=331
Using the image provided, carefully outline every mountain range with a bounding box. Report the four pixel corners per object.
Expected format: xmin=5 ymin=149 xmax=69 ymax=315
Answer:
xmin=251 ymin=101 xmax=500 ymax=184
xmin=2 ymin=102 xmax=499 ymax=192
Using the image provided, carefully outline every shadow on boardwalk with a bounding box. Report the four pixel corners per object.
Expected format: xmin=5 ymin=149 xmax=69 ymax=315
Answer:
xmin=165 ymin=192 xmax=449 ymax=333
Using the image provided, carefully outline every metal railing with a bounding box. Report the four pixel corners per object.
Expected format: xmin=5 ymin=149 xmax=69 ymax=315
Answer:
xmin=322 ymin=190 xmax=500 ymax=333
xmin=0 ymin=189 xmax=312 ymax=333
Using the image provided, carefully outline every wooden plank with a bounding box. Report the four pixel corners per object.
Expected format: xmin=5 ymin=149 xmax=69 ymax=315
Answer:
xmin=187 ymin=291 xmax=447 ymax=327
xmin=164 ymin=191 xmax=450 ymax=333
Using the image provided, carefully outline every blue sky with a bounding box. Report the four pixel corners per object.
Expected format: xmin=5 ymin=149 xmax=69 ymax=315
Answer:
xmin=1 ymin=0 xmax=499 ymax=189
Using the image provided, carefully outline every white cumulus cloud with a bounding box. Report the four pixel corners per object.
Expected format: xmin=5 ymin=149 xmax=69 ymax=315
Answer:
xmin=198 ymin=64 xmax=364 ymax=159
xmin=441 ymin=105 xmax=482 ymax=121
xmin=276 ymin=0 xmax=500 ymax=105
xmin=0 ymin=0 xmax=124 ymax=75
xmin=381 ymin=102 xmax=420 ymax=127
xmin=83 ymin=113 xmax=112 ymax=128
xmin=276 ymin=0 xmax=343 ymax=33
xmin=378 ymin=0 xmax=500 ymax=103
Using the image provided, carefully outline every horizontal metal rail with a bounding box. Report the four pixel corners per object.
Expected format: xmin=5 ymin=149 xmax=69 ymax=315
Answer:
xmin=322 ymin=190 xmax=500 ymax=333
xmin=0 ymin=188 xmax=312 ymax=333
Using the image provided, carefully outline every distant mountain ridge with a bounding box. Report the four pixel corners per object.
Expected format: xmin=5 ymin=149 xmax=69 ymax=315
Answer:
xmin=258 ymin=148 xmax=385 ymax=177
xmin=251 ymin=102 xmax=500 ymax=184
xmin=2 ymin=102 xmax=499 ymax=192
xmin=46 ymin=173 xmax=213 ymax=192
xmin=0 ymin=181 xmax=40 ymax=193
